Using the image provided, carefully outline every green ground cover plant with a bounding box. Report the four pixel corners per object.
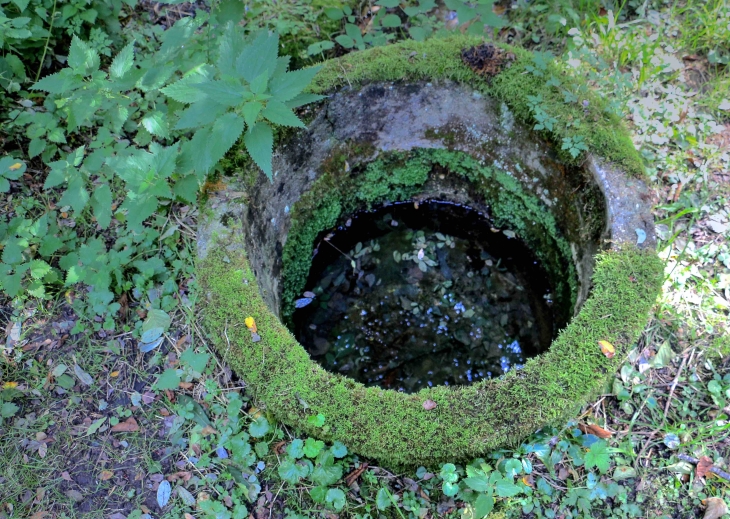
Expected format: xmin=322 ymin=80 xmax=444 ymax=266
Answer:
xmin=1 ymin=0 xmax=729 ymax=518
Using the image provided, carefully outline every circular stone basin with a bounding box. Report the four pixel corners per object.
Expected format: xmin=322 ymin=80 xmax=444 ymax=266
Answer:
xmin=293 ymin=201 xmax=563 ymax=392
xmin=198 ymin=37 xmax=663 ymax=466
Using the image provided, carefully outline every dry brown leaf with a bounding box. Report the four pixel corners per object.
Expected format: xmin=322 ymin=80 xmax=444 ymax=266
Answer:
xmin=29 ymin=511 xmax=49 ymax=519
xmin=99 ymin=470 xmax=114 ymax=481
xmin=697 ymin=456 xmax=714 ymax=479
xmin=60 ymin=471 xmax=72 ymax=481
xmin=200 ymin=425 xmax=217 ymax=436
xmin=598 ymin=340 xmax=615 ymax=358
xmin=110 ymin=416 xmax=139 ymax=433
xmin=578 ymin=423 xmax=613 ymax=439
xmin=38 ymin=443 xmax=47 ymax=458
xmin=423 ymin=399 xmax=437 ymax=410
xmin=703 ymin=497 xmax=729 ymax=519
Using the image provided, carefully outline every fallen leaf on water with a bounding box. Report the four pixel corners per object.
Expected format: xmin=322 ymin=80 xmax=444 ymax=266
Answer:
xmin=99 ymin=470 xmax=114 ymax=481
xmin=598 ymin=340 xmax=615 ymax=358
xmin=697 ymin=456 xmax=714 ymax=478
xmin=245 ymin=316 xmax=257 ymax=333
xmin=423 ymin=399 xmax=437 ymax=410
xmin=110 ymin=416 xmax=139 ymax=433
xmin=578 ymin=423 xmax=613 ymax=438
xmin=702 ymin=497 xmax=728 ymax=519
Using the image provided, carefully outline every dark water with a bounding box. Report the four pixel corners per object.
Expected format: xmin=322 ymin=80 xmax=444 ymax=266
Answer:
xmin=291 ymin=201 xmax=564 ymax=393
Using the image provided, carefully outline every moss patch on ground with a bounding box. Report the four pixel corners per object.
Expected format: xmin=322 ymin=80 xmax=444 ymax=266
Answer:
xmin=308 ymin=36 xmax=645 ymax=177
xmin=280 ymin=148 xmax=577 ymax=326
xmin=199 ymin=231 xmax=662 ymax=467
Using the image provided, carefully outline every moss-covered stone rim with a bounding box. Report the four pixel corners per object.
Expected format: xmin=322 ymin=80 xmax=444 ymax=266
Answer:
xmin=306 ymin=36 xmax=645 ymax=178
xmin=197 ymin=38 xmax=659 ymax=467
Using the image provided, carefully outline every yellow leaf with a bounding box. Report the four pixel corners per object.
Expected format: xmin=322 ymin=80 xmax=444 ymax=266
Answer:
xmin=110 ymin=371 xmax=120 ymax=377
xmin=598 ymin=340 xmax=615 ymax=358
xmin=245 ymin=316 xmax=257 ymax=333
xmin=9 ymin=162 xmax=23 ymax=171
xmin=99 ymin=469 xmax=114 ymax=481
xmin=3 ymin=381 xmax=18 ymax=389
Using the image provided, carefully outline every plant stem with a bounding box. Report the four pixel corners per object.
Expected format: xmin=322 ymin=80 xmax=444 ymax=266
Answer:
xmin=35 ymin=0 xmax=58 ymax=83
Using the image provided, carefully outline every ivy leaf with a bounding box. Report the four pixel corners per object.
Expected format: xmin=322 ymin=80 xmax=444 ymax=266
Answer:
xmin=91 ymin=184 xmax=113 ymax=229
xmin=110 ymin=41 xmax=135 ymax=79
xmin=261 ymin=100 xmax=304 ymax=128
xmin=154 ymin=369 xmax=180 ymax=390
xmin=584 ymin=440 xmax=610 ymax=473
xmin=244 ymin=121 xmax=273 ymax=179
xmin=235 ymin=31 xmax=279 ymax=82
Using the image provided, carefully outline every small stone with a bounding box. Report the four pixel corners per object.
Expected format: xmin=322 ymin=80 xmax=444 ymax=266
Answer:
xmin=251 ymin=333 xmax=261 ymax=343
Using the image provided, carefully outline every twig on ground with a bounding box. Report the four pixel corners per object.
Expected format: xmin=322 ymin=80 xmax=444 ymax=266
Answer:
xmin=677 ymin=454 xmax=730 ymax=481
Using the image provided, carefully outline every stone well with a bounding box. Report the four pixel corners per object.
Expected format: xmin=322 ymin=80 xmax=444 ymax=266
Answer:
xmin=197 ymin=37 xmax=663 ymax=466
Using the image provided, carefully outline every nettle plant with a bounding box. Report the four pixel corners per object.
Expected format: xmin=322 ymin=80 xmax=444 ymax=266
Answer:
xmin=0 ymin=18 xmax=320 ymax=329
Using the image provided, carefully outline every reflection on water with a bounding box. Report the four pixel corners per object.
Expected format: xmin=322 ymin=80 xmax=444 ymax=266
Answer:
xmin=292 ymin=201 xmax=562 ymax=393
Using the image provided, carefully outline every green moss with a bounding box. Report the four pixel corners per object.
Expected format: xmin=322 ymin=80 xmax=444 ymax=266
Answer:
xmin=281 ymin=148 xmax=577 ymax=325
xmin=306 ymin=37 xmax=645 ymax=177
xmin=198 ymin=229 xmax=663 ymax=467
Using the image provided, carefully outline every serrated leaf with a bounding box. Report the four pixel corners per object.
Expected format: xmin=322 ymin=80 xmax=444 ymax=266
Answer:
xmin=59 ymin=175 xmax=89 ymax=214
xmin=91 ymin=184 xmax=113 ymax=229
xmin=1 ymin=239 xmax=24 ymax=265
xmin=67 ymin=35 xmax=99 ymax=75
xmin=155 ymin=369 xmax=180 ymax=390
xmin=242 ymin=101 xmax=264 ymax=130
xmin=269 ymin=66 xmax=320 ymax=102
xmin=249 ymin=72 xmax=268 ymax=95
xmin=1 ymin=402 xmax=20 ymax=418
xmin=278 ymin=459 xmax=310 ymax=484
xmin=180 ymin=348 xmax=209 ymax=374
xmin=29 ymin=260 xmax=51 ymax=279
xmin=141 ymin=111 xmax=169 ymax=138
xmin=172 ymin=174 xmax=199 ymax=203
xmin=194 ymin=79 xmax=246 ymax=107
xmin=261 ymin=100 xmax=304 ymax=127
xmin=28 ymin=137 xmax=46 ymax=158
xmin=161 ymin=76 xmax=209 ymax=104
xmin=174 ymin=99 xmax=227 ymax=130
xmin=244 ymin=121 xmax=273 ymax=179
xmin=110 ymin=41 xmax=135 ymax=79
xmin=285 ymin=93 xmax=326 ymax=109
xmin=236 ymin=31 xmax=279 ymax=82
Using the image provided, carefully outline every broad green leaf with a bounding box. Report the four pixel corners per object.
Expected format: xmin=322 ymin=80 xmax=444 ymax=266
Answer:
xmin=311 ymin=461 xmax=342 ymax=486
xmin=110 ymin=41 xmax=135 ymax=79
xmin=155 ymin=368 xmax=180 ymax=390
xmin=91 ymin=184 xmax=113 ymax=229
xmin=67 ymin=35 xmax=99 ymax=75
xmin=243 ymin=121 xmax=273 ymax=179
xmin=0 ymin=178 xmax=10 ymax=192
xmin=287 ymin=438 xmax=305 ymax=459
xmin=307 ymin=41 xmax=335 ymax=56
xmin=269 ymin=66 xmax=321 ymax=102
xmin=1 ymin=271 xmax=23 ymax=296
xmin=194 ymin=79 xmax=246 ymax=107
xmin=174 ymin=99 xmax=227 ymax=130
xmin=261 ymin=100 xmax=304 ymax=127
xmin=376 ymin=488 xmax=391 ymax=510
xmin=249 ymin=416 xmax=270 ymax=438
xmin=325 ymin=488 xmax=346 ymax=511
xmin=28 ymin=138 xmax=45 ymax=158
xmin=32 ymin=70 xmax=81 ymax=94
xmin=215 ymin=0 xmax=247 ymax=25
xmin=463 ymin=475 xmax=489 ymax=492
xmin=331 ymin=441 xmax=347 ymax=458
xmin=235 ymin=31 xmax=279 ymax=82
xmin=473 ymin=493 xmax=494 ymax=518
xmin=217 ymin=22 xmax=246 ymax=72
xmin=161 ymin=74 xmax=210 ymax=104
xmin=29 ymin=260 xmax=51 ymax=279
xmin=285 ymin=92 xmax=325 ymax=109
xmin=1 ymin=239 xmax=24 ymax=265
xmin=141 ymin=309 xmax=171 ymax=343
xmin=335 ymin=35 xmax=355 ymax=49
xmin=1 ymin=156 xmax=26 ymax=180
xmin=278 ymin=459 xmax=310 ymax=484
xmin=59 ymin=175 xmax=89 ymax=214
xmin=141 ymin=112 xmax=169 ymax=138
xmin=249 ymin=72 xmax=268 ymax=95
xmin=172 ymin=174 xmax=199 ymax=203
xmin=180 ymin=348 xmax=209 ymax=374
xmin=206 ymin=112 xmax=245 ymax=168
xmin=504 ymin=458 xmax=522 ymax=477
xmin=584 ymin=440 xmax=610 ymax=473
xmin=649 ymin=341 xmax=673 ymax=368
xmin=324 ymin=7 xmax=344 ymax=20
xmin=303 ymin=437 xmax=325 ymax=458
xmin=381 ymin=14 xmax=402 ymax=27
xmin=1 ymin=402 xmax=19 ymax=418
xmin=409 ymin=26 xmax=427 ymax=41
xmin=377 ymin=0 xmax=400 ymax=6
xmin=242 ymin=101 xmax=264 ymax=130
xmin=494 ymin=479 xmax=520 ymax=497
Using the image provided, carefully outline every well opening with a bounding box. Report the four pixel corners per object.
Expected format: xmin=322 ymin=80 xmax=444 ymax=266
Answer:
xmin=197 ymin=39 xmax=661 ymax=465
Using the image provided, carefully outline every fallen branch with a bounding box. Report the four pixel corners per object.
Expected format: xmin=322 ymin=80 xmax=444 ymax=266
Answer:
xmin=677 ymin=454 xmax=730 ymax=481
